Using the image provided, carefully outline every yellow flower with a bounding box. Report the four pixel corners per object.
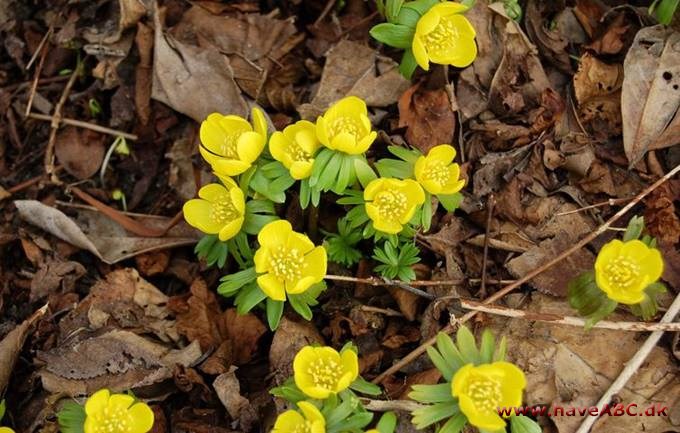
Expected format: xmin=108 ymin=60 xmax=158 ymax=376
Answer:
xmin=270 ymin=120 xmax=322 ymax=180
xmin=0 ymin=428 xmax=15 ymax=433
xmin=414 ymin=144 xmax=466 ymax=195
xmin=316 ymin=96 xmax=377 ymax=155
xmin=594 ymin=239 xmax=664 ymax=305
xmin=183 ymin=177 xmax=245 ymax=241
xmin=364 ymin=178 xmax=425 ymax=234
xmin=452 ymin=362 xmax=526 ymax=432
xmin=412 ymin=2 xmax=477 ymax=71
xmin=254 ymin=220 xmax=327 ymax=301
xmin=83 ymin=389 xmax=154 ymax=433
xmin=272 ymin=401 xmax=325 ymax=433
xmin=199 ymin=107 xmax=267 ymax=176
xmin=293 ymin=346 xmax=359 ymax=399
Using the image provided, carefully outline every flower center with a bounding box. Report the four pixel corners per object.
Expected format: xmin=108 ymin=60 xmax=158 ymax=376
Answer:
xmin=289 ymin=142 xmax=313 ymax=163
xmin=466 ymin=376 xmax=503 ymax=414
xmin=292 ymin=420 xmax=313 ymax=433
xmin=269 ymin=246 xmax=304 ymax=282
xmin=306 ymin=357 xmax=344 ymax=390
xmin=374 ymin=189 xmax=407 ymax=221
xmin=210 ymin=196 xmax=239 ymax=224
xmin=423 ymin=160 xmax=450 ymax=185
xmin=329 ymin=116 xmax=362 ymax=138
xmin=93 ymin=406 xmax=134 ymax=433
xmin=423 ymin=16 xmax=460 ymax=54
xmin=218 ymin=131 xmax=244 ymax=159
xmin=604 ymin=256 xmax=640 ymax=289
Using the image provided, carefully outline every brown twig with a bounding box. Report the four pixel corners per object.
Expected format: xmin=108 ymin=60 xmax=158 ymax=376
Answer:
xmin=459 ymin=299 xmax=680 ymax=332
xmin=26 ymin=27 xmax=53 ymax=71
xmin=371 ymin=164 xmax=680 ymax=384
xmin=336 ymin=10 xmax=379 ymax=39
xmin=360 ymin=305 xmax=403 ymax=317
xmin=361 ymin=399 xmax=425 ymax=412
xmin=314 ymin=0 xmax=337 ymax=26
xmin=28 ymin=113 xmax=138 ymax=140
xmin=555 ymin=197 xmax=629 ymax=216
xmin=480 ymin=194 xmax=495 ymax=298
xmin=43 ymin=68 xmax=79 ymax=183
xmin=6 ymin=166 xmax=62 ymax=194
xmin=324 ymin=274 xmax=514 ymax=287
xmin=24 ymin=41 xmax=49 ymax=117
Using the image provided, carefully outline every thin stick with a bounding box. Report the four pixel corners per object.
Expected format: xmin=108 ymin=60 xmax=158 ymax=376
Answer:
xmin=7 ymin=166 xmax=63 ymax=194
xmin=360 ymin=306 xmax=403 ymax=317
xmin=26 ymin=27 xmax=53 ymax=70
xmin=44 ymin=68 xmax=79 ymax=182
xmin=314 ymin=0 xmax=336 ymax=26
xmin=24 ymin=42 xmax=48 ymax=117
xmin=361 ymin=399 xmax=425 ymax=412
xmin=556 ymin=198 xmax=629 ymax=216
xmin=28 ymin=113 xmax=138 ymax=140
xmin=371 ymin=164 xmax=680 ymax=384
xmin=324 ymin=274 xmax=515 ymax=287
xmin=574 ymin=291 xmax=680 ymax=433
xmin=480 ymin=194 xmax=495 ymax=297
xmin=460 ymin=299 xmax=680 ymax=332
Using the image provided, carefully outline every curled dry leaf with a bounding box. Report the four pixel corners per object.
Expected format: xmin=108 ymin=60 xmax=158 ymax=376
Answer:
xmin=54 ymin=127 xmax=106 ymax=180
xmin=38 ymin=329 xmax=202 ymax=396
xmin=573 ymin=53 xmax=623 ymax=137
xmin=213 ymin=367 xmax=257 ymax=430
xmin=622 ymin=26 xmax=680 ymax=166
xmin=0 ymin=305 xmax=48 ymax=394
xmin=298 ymin=40 xmax=410 ymax=119
xmin=14 ymin=200 xmax=199 ymax=264
xmin=524 ymin=0 xmax=572 ymax=73
xmin=398 ymin=83 xmax=456 ymax=154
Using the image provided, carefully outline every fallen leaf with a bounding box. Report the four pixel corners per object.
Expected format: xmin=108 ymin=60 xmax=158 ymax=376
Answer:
xmin=54 ymin=127 xmax=106 ymax=180
xmin=14 ymin=200 xmax=199 ymax=264
xmin=0 ymin=305 xmax=47 ymax=394
xmin=398 ymin=83 xmax=455 ymax=154
xmin=386 ymin=288 xmax=420 ymax=322
xmin=30 ymin=258 xmax=86 ymax=302
xmin=644 ymin=182 xmax=680 ymax=246
xmin=472 ymin=144 xmax=533 ymax=197
xmin=298 ymin=40 xmax=410 ymax=119
xmin=525 ymin=0 xmax=572 ymax=73
xmin=38 ymin=330 xmax=202 ymax=396
xmin=83 ymin=0 xmax=151 ymax=44
xmin=573 ymin=53 xmax=623 ymax=137
xmin=135 ymin=250 xmax=170 ymax=276
xmin=622 ymin=26 xmax=680 ymax=166
xmin=213 ymin=367 xmax=257 ymax=430
xmin=269 ymin=318 xmax=323 ymax=382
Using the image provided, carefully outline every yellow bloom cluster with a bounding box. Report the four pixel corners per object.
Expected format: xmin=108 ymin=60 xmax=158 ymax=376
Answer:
xmin=413 ymin=3 xmax=477 ymax=71
xmin=183 ymin=176 xmax=246 ymax=241
xmin=254 ymin=220 xmax=327 ymax=301
xmin=452 ymin=362 xmax=526 ymax=431
xmin=364 ymin=178 xmax=425 ymax=234
xmin=293 ymin=346 xmax=359 ymax=399
xmin=272 ymin=401 xmax=325 ymax=433
xmin=83 ymin=389 xmax=154 ymax=433
xmin=414 ymin=145 xmax=465 ymax=195
xmin=594 ymin=239 xmax=664 ymax=305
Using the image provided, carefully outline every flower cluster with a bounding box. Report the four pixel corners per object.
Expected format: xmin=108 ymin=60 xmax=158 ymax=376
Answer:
xmin=184 ymin=95 xmax=466 ymax=328
xmin=568 ymin=216 xmax=667 ymax=327
xmin=409 ymin=327 xmax=540 ymax=433
xmin=271 ymin=345 xmax=392 ymax=433
xmin=57 ymin=389 xmax=155 ymax=433
xmin=371 ymin=1 xmax=478 ymax=78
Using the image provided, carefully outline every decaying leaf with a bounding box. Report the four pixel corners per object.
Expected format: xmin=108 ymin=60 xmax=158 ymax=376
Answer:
xmin=573 ymin=53 xmax=623 ymax=137
xmin=298 ymin=40 xmax=410 ymax=119
xmin=213 ymin=367 xmax=257 ymax=430
xmin=14 ymin=200 xmax=199 ymax=264
xmin=398 ymin=83 xmax=456 ymax=154
xmin=524 ymin=0 xmax=572 ymax=73
xmin=38 ymin=330 xmax=202 ymax=396
xmin=54 ymin=127 xmax=106 ymax=180
xmin=30 ymin=258 xmax=86 ymax=302
xmin=622 ymin=26 xmax=680 ymax=166
xmin=0 ymin=305 xmax=47 ymax=395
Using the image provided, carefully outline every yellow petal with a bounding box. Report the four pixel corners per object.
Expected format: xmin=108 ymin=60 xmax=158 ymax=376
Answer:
xmin=364 ymin=178 xmax=386 ymax=201
xmin=399 ymin=204 xmax=419 ymax=225
xmin=84 ymin=417 xmax=97 ymax=433
xmin=288 ymin=276 xmax=316 ymax=294
xmin=595 ymin=239 xmax=623 ymax=272
xmin=316 ymin=116 xmax=331 ymax=147
xmin=445 ymin=13 xmax=476 ymax=38
xmin=85 ymin=389 xmax=110 ymax=416
xmin=302 ymin=246 xmax=328 ymax=281
xmin=298 ymin=401 xmax=325 ymax=425
xmin=273 ymin=410 xmax=305 ymax=433
xmin=332 ymin=96 xmax=368 ymax=117
xmin=428 ymin=144 xmax=456 ymax=163
xmin=251 ymin=107 xmax=268 ymax=137
xmin=412 ymin=37 xmax=430 ymax=71
xmin=108 ymin=394 xmax=135 ymax=411
xmin=214 ymin=173 xmax=239 ymax=190
xmin=237 ymin=131 xmax=265 ymax=164
xmin=441 ymin=178 xmax=465 ymax=195
xmin=0 ymin=428 xmax=16 ymax=433
xmin=199 ymin=114 xmax=229 ymax=155
xmin=258 ymin=274 xmax=286 ymax=301
xmin=459 ymin=394 xmax=506 ymax=431
xmin=403 ymin=179 xmax=426 ymax=204
xmin=451 ymin=364 xmax=473 ymax=397
xmin=415 ymin=8 xmax=441 ymax=36
xmin=198 ymin=183 xmax=228 ymax=201
xmin=294 ymin=123 xmax=321 ymax=154
xmin=310 ymin=420 xmax=325 ymax=433
xmin=340 ymin=349 xmax=359 ymax=382
xmin=372 ymin=218 xmax=403 ymax=234
xmin=230 ymin=187 xmax=246 ymax=215
xmin=183 ymin=199 xmax=222 ymax=234
xmin=330 ymin=132 xmax=357 ymax=154
xmin=354 ymin=131 xmax=377 ymax=154
xmin=128 ymin=402 xmax=155 ymax=433
xmin=254 ymin=247 xmax=270 ymax=273
xmin=287 ymin=232 xmax=315 ymax=255
xmin=431 ymin=2 xmax=469 ymax=16
xmin=218 ymin=216 xmax=244 ymax=241
xmin=420 ymin=179 xmax=442 ymax=195
xmin=290 ymin=161 xmax=313 ymax=180
xmin=639 ymin=248 xmax=664 ymax=283
xmin=258 ymin=220 xmax=292 ymax=248
xmin=213 ymin=159 xmax=251 ymax=176
xmin=269 ymin=131 xmax=292 ymax=167
xmin=414 ymin=156 xmax=427 ymax=183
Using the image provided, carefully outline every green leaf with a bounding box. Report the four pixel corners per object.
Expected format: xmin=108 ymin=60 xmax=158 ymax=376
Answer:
xmin=218 ymin=267 xmax=258 ymax=297
xmin=584 ymin=298 xmax=618 ymax=330
xmin=409 ymin=383 xmax=456 ymax=403
xmin=266 ymin=298 xmax=284 ymax=330
xmin=350 ymin=376 xmax=383 ymax=396
xmin=270 ymin=379 xmax=307 ymax=403
xmin=479 ymin=329 xmax=495 ymax=363
xmin=333 ymin=412 xmax=373 ymax=433
xmin=0 ymin=399 xmax=5 ymax=422
xmin=386 ymin=0 xmax=405 ymax=22
xmin=411 ymin=402 xmax=460 ymax=429
xmin=300 ymin=180 xmax=311 ymax=209
xmin=510 ymin=415 xmax=542 ymax=433
xmin=426 ymin=346 xmax=455 ymax=381
xmin=438 ymin=192 xmax=463 ymax=212
xmin=244 ymin=214 xmax=279 ymax=235
xmin=319 ymin=152 xmax=344 ymax=192
xmin=333 ymin=154 xmax=354 ymax=194
xmin=399 ymin=49 xmax=418 ymax=79
xmin=57 ymin=401 xmax=86 ymax=433
xmin=421 ymin=194 xmax=433 ymax=232
xmin=235 ymin=283 xmax=267 ymax=314
xmin=246 ymin=199 xmax=275 ymax=214
xmin=370 ymin=23 xmax=414 ymax=49
xmin=377 ymin=412 xmax=397 ymax=433
xmin=309 ymin=148 xmax=334 ymax=187
xmin=652 ymin=0 xmax=679 ymax=24
xmin=402 ymin=0 xmax=439 ymax=16
xmin=493 ymin=335 xmax=507 ymax=362
xmin=435 ymin=332 xmax=466 ymax=372
xmin=623 ymin=215 xmax=645 ymax=241
xmin=325 ymin=397 xmax=356 ymax=429
xmin=375 ymin=158 xmax=413 ymax=178
xmin=438 ymin=413 xmax=467 ymax=433
xmin=288 ymin=293 xmax=314 ymax=320
xmin=456 ymin=326 xmax=480 ymax=364
xmin=396 ymin=5 xmax=421 ymax=27
xmin=354 ymin=157 xmax=378 ymax=188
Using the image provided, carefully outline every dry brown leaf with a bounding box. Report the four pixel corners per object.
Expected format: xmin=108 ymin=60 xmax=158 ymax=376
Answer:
xmin=151 ymin=3 xmax=247 ymax=122
xmin=38 ymin=330 xmax=202 ymax=396
xmin=135 ymin=250 xmax=170 ymax=276
xmin=14 ymin=200 xmax=199 ymax=264
xmin=644 ymin=182 xmax=680 ymax=246
xmin=622 ymin=26 xmax=680 ymax=166
xmin=54 ymin=127 xmax=106 ymax=180
xmin=398 ymin=84 xmax=455 ymax=154
xmin=83 ymin=0 xmax=151 ymax=44
xmin=135 ymin=21 xmax=154 ymax=126
xmin=0 ymin=305 xmax=47 ymax=394
xmin=30 ymin=258 xmax=86 ymax=302
xmin=573 ymin=53 xmax=623 ymax=137
xmin=525 ymin=0 xmax=572 ymax=73
xmin=298 ymin=40 xmax=409 ymax=119
xmin=213 ymin=367 xmax=257 ymax=430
